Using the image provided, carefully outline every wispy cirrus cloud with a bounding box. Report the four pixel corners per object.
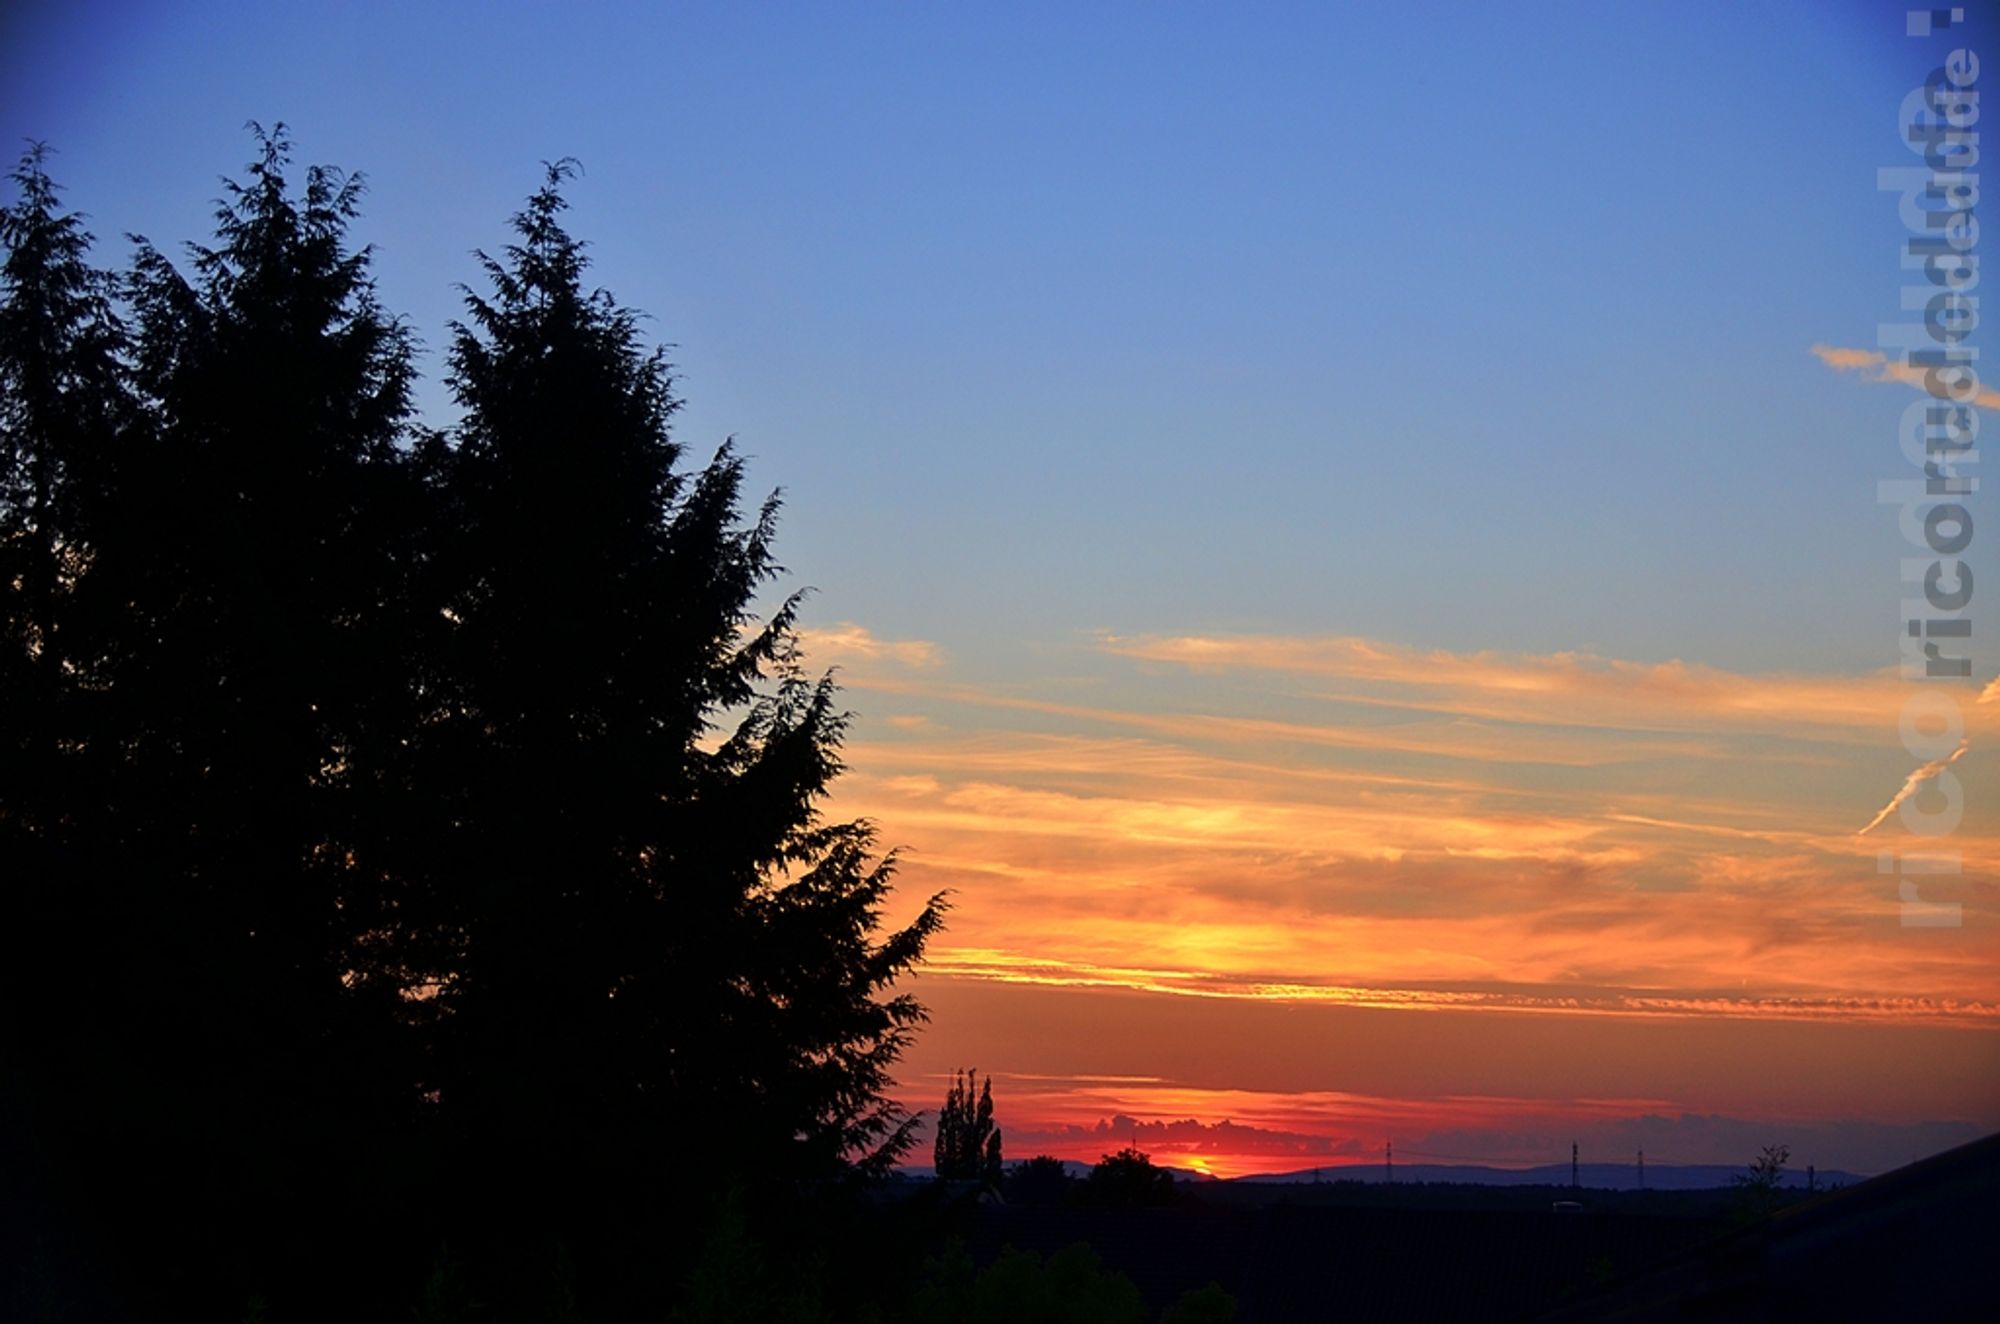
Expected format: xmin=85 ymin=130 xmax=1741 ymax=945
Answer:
xmin=1094 ymin=631 xmax=1931 ymax=740
xmin=1811 ymin=343 xmax=2000 ymax=411
xmin=798 ymin=622 xmax=943 ymax=670
xmin=847 ymin=673 xmax=1824 ymax=767
xmin=912 ymin=949 xmax=2000 ymax=1026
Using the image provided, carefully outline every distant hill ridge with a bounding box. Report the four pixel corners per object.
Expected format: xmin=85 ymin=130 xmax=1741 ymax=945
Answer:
xmin=1228 ymin=1160 xmax=1866 ymax=1191
xmin=899 ymin=1158 xmax=1867 ymax=1191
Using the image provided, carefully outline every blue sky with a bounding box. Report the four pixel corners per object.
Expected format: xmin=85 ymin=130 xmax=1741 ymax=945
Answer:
xmin=3 ymin=1 xmax=1968 ymax=675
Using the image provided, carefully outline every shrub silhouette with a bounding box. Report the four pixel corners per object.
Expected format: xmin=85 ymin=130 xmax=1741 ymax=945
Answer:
xmin=910 ymin=1243 xmax=1145 ymax=1324
xmin=1005 ymin=1154 xmax=1075 ymax=1205
xmin=1732 ymin=1143 xmax=1792 ymax=1222
xmin=1160 ymin=1283 xmax=1237 ymax=1324
xmin=1082 ymin=1148 xmax=1179 ymax=1208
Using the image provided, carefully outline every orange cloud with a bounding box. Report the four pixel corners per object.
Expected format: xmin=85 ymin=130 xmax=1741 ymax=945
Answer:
xmin=1811 ymin=342 xmax=2000 ymax=410
xmin=798 ymin=622 xmax=943 ymax=669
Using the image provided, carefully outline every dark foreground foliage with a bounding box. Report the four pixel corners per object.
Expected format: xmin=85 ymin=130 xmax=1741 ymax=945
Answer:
xmin=0 ymin=130 xmax=944 ymax=1322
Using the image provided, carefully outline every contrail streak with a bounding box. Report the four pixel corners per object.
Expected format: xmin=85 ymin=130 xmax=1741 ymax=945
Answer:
xmin=1857 ymin=739 xmax=1970 ymax=836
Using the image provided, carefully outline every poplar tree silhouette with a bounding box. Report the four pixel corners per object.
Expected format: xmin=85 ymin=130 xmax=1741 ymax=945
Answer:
xmin=935 ymin=1067 xmax=1003 ymax=1184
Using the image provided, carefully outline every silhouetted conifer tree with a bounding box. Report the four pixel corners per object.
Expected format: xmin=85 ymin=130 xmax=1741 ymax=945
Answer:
xmin=0 ymin=143 xmax=137 ymax=1312
xmin=1 ymin=136 xmax=945 ymax=1321
xmin=399 ymin=160 xmax=946 ymax=1268
xmin=0 ymin=141 xmax=131 ymax=969
xmin=0 ymin=143 xmax=128 ymax=689
xmin=6 ymin=127 xmax=434 ymax=1316
xmin=73 ymin=123 xmax=420 ymax=1311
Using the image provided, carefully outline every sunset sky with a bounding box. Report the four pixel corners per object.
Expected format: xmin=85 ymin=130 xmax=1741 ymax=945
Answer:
xmin=7 ymin=0 xmax=1996 ymax=1177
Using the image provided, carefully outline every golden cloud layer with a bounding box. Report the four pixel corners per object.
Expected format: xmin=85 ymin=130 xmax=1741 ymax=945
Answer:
xmin=816 ymin=629 xmax=1998 ymax=1026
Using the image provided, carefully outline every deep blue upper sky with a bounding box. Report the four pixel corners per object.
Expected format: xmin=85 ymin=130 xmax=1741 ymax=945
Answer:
xmin=3 ymin=0 xmax=1981 ymax=676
